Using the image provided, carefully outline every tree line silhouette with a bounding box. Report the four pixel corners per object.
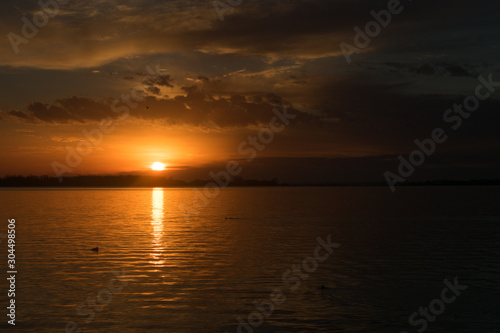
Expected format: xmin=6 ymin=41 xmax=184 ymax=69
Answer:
xmin=0 ymin=175 xmax=280 ymax=187
xmin=0 ymin=175 xmax=498 ymax=187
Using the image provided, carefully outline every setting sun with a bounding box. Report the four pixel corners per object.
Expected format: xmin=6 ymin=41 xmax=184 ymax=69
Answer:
xmin=151 ymin=162 xmax=166 ymax=171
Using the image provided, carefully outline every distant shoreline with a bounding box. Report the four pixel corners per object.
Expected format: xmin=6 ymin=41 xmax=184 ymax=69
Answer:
xmin=0 ymin=176 xmax=499 ymax=188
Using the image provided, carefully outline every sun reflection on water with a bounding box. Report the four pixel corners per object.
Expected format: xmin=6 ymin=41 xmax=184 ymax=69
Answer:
xmin=150 ymin=187 xmax=165 ymax=266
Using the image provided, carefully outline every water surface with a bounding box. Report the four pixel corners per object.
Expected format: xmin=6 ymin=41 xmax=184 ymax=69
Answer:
xmin=0 ymin=186 xmax=499 ymax=332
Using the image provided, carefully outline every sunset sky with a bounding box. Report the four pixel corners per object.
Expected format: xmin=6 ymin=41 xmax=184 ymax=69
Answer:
xmin=1 ymin=0 xmax=499 ymax=183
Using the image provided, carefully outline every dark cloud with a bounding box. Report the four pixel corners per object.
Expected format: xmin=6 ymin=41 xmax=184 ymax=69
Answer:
xmin=289 ymin=75 xmax=308 ymax=85
xmin=261 ymin=72 xmax=500 ymax=155
xmin=1 ymin=0 xmax=499 ymax=68
xmin=27 ymin=102 xmax=77 ymax=123
xmin=8 ymin=109 xmax=30 ymax=120
xmin=443 ymin=64 xmax=475 ymax=77
xmin=142 ymin=74 xmax=174 ymax=88
xmin=3 ymin=88 xmax=317 ymax=128
xmin=385 ymin=62 xmax=477 ymax=77
xmin=146 ymin=86 xmax=161 ymax=95
xmin=24 ymin=97 xmax=113 ymax=123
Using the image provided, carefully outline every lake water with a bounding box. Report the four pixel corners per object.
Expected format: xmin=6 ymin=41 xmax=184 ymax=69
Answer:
xmin=0 ymin=186 xmax=499 ymax=332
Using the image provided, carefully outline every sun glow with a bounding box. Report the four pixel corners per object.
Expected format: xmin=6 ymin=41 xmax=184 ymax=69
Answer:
xmin=151 ymin=162 xmax=166 ymax=171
